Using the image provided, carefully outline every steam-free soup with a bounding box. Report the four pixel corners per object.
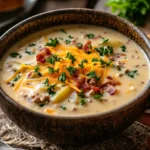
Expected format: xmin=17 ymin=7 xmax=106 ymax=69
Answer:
xmin=0 ymin=25 xmax=149 ymax=116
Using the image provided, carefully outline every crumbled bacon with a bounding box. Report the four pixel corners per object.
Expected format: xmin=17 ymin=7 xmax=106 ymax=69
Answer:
xmin=106 ymin=76 xmax=113 ymax=80
xmin=83 ymin=40 xmax=92 ymax=53
xmin=105 ymin=85 xmax=116 ymax=95
xmin=36 ymin=47 xmax=51 ymax=63
xmin=27 ymin=71 xmax=33 ymax=78
xmin=36 ymin=54 xmax=45 ymax=63
xmin=92 ymin=86 xmax=100 ymax=93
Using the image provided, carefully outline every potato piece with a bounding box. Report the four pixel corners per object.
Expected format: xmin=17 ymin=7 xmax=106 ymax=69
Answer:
xmin=52 ymin=86 xmax=73 ymax=104
xmin=69 ymin=92 xmax=80 ymax=104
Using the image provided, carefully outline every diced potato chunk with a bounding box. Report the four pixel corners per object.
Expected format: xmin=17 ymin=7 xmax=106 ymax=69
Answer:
xmin=52 ymin=86 xmax=73 ymax=103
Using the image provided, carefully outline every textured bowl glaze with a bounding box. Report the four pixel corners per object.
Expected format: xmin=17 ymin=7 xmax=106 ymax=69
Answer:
xmin=0 ymin=9 xmax=150 ymax=145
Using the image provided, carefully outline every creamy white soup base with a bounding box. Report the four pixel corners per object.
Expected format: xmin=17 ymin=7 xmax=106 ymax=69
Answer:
xmin=0 ymin=25 xmax=149 ymax=116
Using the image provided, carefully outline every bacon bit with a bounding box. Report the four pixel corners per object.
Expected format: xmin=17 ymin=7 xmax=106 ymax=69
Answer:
xmin=44 ymin=47 xmax=51 ymax=55
xmin=36 ymin=47 xmax=51 ymax=63
xmin=72 ymin=70 xmax=79 ymax=78
xmin=82 ymin=83 xmax=91 ymax=91
xmin=92 ymin=86 xmax=100 ymax=93
xmin=36 ymin=53 xmax=45 ymax=63
xmin=109 ymin=56 xmax=115 ymax=61
xmin=76 ymin=76 xmax=91 ymax=92
xmin=107 ymin=76 xmax=113 ymax=80
xmin=105 ymin=85 xmax=116 ymax=95
xmin=27 ymin=71 xmax=32 ymax=78
xmin=72 ymin=40 xmax=77 ymax=45
xmin=83 ymin=40 xmax=92 ymax=53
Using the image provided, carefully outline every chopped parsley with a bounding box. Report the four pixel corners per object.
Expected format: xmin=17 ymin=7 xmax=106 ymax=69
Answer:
xmin=94 ymin=93 xmax=103 ymax=99
xmin=92 ymin=58 xmax=112 ymax=66
xmin=25 ymin=50 xmax=34 ymax=55
xmin=78 ymin=89 xmax=85 ymax=98
xmin=46 ymin=54 xmax=62 ymax=65
xmin=58 ymin=72 xmax=66 ymax=83
xmin=66 ymin=52 xmax=76 ymax=64
xmin=34 ymin=66 xmax=42 ymax=76
xmin=80 ymin=99 xmax=87 ymax=105
xmin=127 ymin=70 xmax=139 ymax=78
xmin=39 ymin=103 xmax=46 ymax=107
xmin=66 ymin=66 xmax=77 ymax=75
xmin=10 ymin=52 xmax=22 ymax=58
xmin=61 ymin=105 xmax=67 ymax=110
xmin=78 ymin=59 xmax=88 ymax=68
xmin=101 ymin=38 xmax=109 ymax=44
xmin=60 ymin=28 xmax=67 ymax=34
xmin=95 ymin=46 xmax=113 ymax=56
xmin=121 ymin=45 xmax=126 ymax=52
xmin=29 ymin=43 xmax=36 ymax=47
xmin=45 ymin=38 xmax=59 ymax=47
xmin=59 ymin=37 xmax=64 ymax=40
xmin=76 ymin=43 xmax=83 ymax=49
xmin=65 ymin=40 xmax=71 ymax=44
xmin=48 ymin=67 xmax=59 ymax=74
xmin=47 ymin=84 xmax=57 ymax=96
xmin=43 ymin=78 xmax=49 ymax=86
xmin=68 ymin=35 xmax=73 ymax=39
xmin=13 ymin=74 xmax=21 ymax=82
xmin=86 ymin=71 xmax=100 ymax=80
xmin=86 ymin=33 xmax=95 ymax=39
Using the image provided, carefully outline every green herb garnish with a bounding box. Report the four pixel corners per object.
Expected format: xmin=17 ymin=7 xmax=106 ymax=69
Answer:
xmin=10 ymin=52 xmax=22 ymax=58
xmin=46 ymin=54 xmax=62 ymax=65
xmin=61 ymin=105 xmax=67 ymax=110
xmin=78 ymin=89 xmax=85 ymax=98
xmin=43 ymin=78 xmax=49 ymax=86
xmin=48 ymin=67 xmax=59 ymax=74
xmin=92 ymin=58 xmax=112 ymax=66
xmin=66 ymin=52 xmax=76 ymax=64
xmin=94 ymin=93 xmax=103 ymax=99
xmin=78 ymin=59 xmax=88 ymax=68
xmin=86 ymin=34 xmax=95 ymax=39
xmin=47 ymin=84 xmax=57 ymax=96
xmin=121 ymin=45 xmax=126 ymax=52
xmin=45 ymin=38 xmax=59 ymax=47
xmin=60 ymin=28 xmax=67 ymax=34
xmin=86 ymin=71 xmax=100 ymax=80
xmin=68 ymin=35 xmax=73 ymax=39
xmin=13 ymin=74 xmax=21 ymax=82
xmin=127 ymin=70 xmax=139 ymax=78
xmin=80 ymin=99 xmax=87 ymax=105
xmin=25 ymin=50 xmax=34 ymax=55
xmin=95 ymin=46 xmax=113 ymax=56
xmin=39 ymin=103 xmax=46 ymax=107
xmin=101 ymin=38 xmax=109 ymax=44
xmin=65 ymin=40 xmax=71 ymax=44
xmin=34 ymin=66 xmax=42 ymax=76
xmin=76 ymin=43 xmax=83 ymax=49
xmin=66 ymin=66 xmax=77 ymax=75
xmin=58 ymin=72 xmax=66 ymax=83
xmin=29 ymin=43 xmax=36 ymax=47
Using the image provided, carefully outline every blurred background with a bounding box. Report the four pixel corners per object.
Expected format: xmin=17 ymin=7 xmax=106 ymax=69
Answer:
xmin=0 ymin=0 xmax=150 ymax=35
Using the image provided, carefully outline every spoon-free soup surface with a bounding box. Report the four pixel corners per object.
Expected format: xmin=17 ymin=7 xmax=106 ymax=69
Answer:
xmin=0 ymin=25 xmax=149 ymax=116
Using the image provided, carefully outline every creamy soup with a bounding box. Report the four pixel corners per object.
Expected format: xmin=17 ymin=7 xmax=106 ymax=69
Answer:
xmin=0 ymin=25 xmax=149 ymax=116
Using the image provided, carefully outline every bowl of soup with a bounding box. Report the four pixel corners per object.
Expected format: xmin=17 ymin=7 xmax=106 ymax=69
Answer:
xmin=0 ymin=9 xmax=149 ymax=144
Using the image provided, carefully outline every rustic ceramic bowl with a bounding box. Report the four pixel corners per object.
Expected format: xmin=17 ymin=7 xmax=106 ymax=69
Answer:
xmin=0 ymin=9 xmax=150 ymax=145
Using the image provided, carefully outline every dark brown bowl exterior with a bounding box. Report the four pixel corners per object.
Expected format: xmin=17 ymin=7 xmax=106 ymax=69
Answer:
xmin=0 ymin=9 xmax=150 ymax=145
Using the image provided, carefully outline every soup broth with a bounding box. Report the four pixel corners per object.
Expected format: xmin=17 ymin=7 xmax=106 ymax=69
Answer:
xmin=0 ymin=25 xmax=149 ymax=116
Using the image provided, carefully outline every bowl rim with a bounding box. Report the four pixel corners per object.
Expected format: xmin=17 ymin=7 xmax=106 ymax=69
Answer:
xmin=0 ymin=8 xmax=150 ymax=119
